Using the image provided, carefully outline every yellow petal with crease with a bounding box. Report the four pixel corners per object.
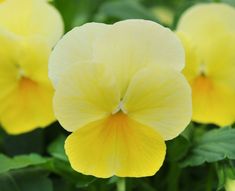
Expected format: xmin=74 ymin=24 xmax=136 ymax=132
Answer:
xmin=65 ymin=113 xmax=166 ymax=178
xmin=53 ymin=63 xmax=120 ymax=132
xmin=123 ymin=66 xmax=192 ymax=140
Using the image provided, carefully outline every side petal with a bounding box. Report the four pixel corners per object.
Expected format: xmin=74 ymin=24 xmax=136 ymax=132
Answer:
xmin=0 ymin=0 xmax=64 ymax=46
xmin=122 ymin=66 xmax=192 ymax=140
xmin=49 ymin=23 xmax=109 ymax=87
xmin=65 ymin=113 xmax=166 ymax=178
xmin=177 ymin=32 xmax=201 ymax=82
xmin=93 ymin=19 xmax=185 ymax=97
xmin=53 ymin=63 xmax=120 ymax=132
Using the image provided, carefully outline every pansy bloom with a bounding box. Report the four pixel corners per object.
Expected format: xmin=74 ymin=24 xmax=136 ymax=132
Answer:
xmin=0 ymin=0 xmax=63 ymax=134
xmin=177 ymin=3 xmax=235 ymax=126
xmin=49 ymin=20 xmax=192 ymax=178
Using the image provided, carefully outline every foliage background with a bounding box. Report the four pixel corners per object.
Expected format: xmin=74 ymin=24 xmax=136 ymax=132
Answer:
xmin=0 ymin=0 xmax=235 ymax=191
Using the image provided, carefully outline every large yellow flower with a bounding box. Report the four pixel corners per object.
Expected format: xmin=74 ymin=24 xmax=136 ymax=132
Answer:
xmin=0 ymin=0 xmax=63 ymax=134
xmin=49 ymin=20 xmax=192 ymax=178
xmin=177 ymin=3 xmax=235 ymax=126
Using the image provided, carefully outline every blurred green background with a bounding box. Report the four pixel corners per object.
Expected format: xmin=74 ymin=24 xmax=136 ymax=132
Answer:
xmin=0 ymin=0 xmax=235 ymax=191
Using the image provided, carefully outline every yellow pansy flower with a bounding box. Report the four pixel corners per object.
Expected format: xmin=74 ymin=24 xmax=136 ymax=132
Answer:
xmin=49 ymin=20 xmax=192 ymax=178
xmin=0 ymin=0 xmax=63 ymax=134
xmin=177 ymin=3 xmax=235 ymax=126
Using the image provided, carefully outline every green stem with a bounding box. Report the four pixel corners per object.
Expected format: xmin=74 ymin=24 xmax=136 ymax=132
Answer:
xmin=206 ymin=165 xmax=214 ymax=191
xmin=117 ymin=178 xmax=126 ymax=191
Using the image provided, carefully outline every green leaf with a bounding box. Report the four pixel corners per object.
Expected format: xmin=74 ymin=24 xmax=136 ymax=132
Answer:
xmin=50 ymin=159 xmax=96 ymax=188
xmin=166 ymin=135 xmax=190 ymax=162
xmin=99 ymin=1 xmax=158 ymax=21
xmin=0 ymin=168 xmax=53 ymax=191
xmin=47 ymin=135 xmax=68 ymax=161
xmin=181 ymin=128 xmax=235 ymax=167
xmin=0 ymin=153 xmax=49 ymax=174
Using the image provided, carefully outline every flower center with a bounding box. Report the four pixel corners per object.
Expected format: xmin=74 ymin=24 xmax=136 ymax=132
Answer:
xmin=19 ymin=76 xmax=38 ymax=92
xmin=112 ymin=100 xmax=127 ymax=115
xmin=192 ymin=75 xmax=214 ymax=93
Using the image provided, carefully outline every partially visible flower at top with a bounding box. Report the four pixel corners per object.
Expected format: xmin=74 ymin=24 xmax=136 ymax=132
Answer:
xmin=49 ymin=20 xmax=192 ymax=178
xmin=0 ymin=0 xmax=63 ymax=46
xmin=177 ymin=3 xmax=235 ymax=126
xmin=0 ymin=0 xmax=64 ymax=134
xmin=152 ymin=6 xmax=174 ymax=26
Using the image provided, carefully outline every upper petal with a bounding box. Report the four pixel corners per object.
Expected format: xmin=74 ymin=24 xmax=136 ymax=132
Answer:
xmin=177 ymin=3 xmax=235 ymax=47
xmin=49 ymin=23 xmax=110 ymax=87
xmin=122 ymin=66 xmax=192 ymax=140
xmin=93 ymin=19 xmax=185 ymax=97
xmin=65 ymin=113 xmax=166 ymax=178
xmin=0 ymin=0 xmax=64 ymax=46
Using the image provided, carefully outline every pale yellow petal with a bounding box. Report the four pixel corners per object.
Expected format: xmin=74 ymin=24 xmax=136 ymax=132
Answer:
xmin=122 ymin=66 xmax=192 ymax=140
xmin=177 ymin=32 xmax=201 ymax=82
xmin=177 ymin=3 xmax=235 ymax=47
xmin=0 ymin=30 xmax=19 ymax=109
xmin=53 ymin=63 xmax=120 ymax=132
xmin=0 ymin=0 xmax=64 ymax=46
xmin=93 ymin=19 xmax=185 ymax=97
xmin=49 ymin=23 xmax=109 ymax=87
xmin=65 ymin=113 xmax=166 ymax=178
xmin=201 ymin=34 xmax=235 ymax=89
xmin=18 ymin=36 xmax=52 ymax=84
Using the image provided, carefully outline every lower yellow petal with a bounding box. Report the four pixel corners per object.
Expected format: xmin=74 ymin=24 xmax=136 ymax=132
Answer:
xmin=0 ymin=78 xmax=55 ymax=134
xmin=191 ymin=76 xmax=235 ymax=126
xmin=65 ymin=113 xmax=166 ymax=178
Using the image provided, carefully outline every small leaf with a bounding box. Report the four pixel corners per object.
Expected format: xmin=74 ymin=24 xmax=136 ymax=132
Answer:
xmin=166 ymin=135 xmax=190 ymax=162
xmin=0 ymin=168 xmax=53 ymax=191
xmin=181 ymin=128 xmax=235 ymax=167
xmin=0 ymin=154 xmax=49 ymax=174
xmin=99 ymin=1 xmax=158 ymax=21
xmin=47 ymin=135 xmax=68 ymax=161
